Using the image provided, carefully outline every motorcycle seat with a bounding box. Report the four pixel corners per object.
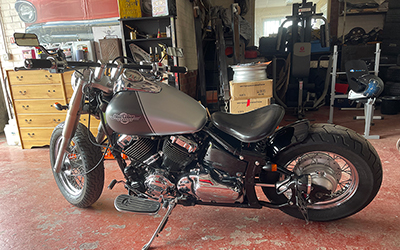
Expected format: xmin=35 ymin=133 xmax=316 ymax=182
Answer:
xmin=211 ymin=104 xmax=285 ymax=143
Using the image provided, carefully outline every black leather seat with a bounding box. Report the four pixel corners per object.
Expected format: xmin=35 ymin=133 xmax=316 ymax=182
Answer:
xmin=211 ymin=104 xmax=285 ymax=143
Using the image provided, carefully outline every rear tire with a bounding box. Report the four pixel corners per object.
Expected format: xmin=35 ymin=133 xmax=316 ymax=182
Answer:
xmin=262 ymin=124 xmax=382 ymax=221
xmin=50 ymin=122 xmax=104 ymax=208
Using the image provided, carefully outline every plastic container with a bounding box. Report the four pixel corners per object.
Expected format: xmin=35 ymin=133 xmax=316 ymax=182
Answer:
xmin=4 ymin=120 xmax=20 ymax=146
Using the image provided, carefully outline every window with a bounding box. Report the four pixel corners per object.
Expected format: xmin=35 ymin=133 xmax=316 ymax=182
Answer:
xmin=263 ymin=18 xmax=292 ymax=37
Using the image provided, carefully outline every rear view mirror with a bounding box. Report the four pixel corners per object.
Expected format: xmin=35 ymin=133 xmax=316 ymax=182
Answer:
xmin=167 ymin=47 xmax=184 ymax=58
xmin=14 ymin=33 xmax=40 ymax=47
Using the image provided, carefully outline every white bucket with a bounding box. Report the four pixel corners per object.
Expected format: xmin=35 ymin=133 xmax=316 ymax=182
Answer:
xmin=4 ymin=120 xmax=20 ymax=146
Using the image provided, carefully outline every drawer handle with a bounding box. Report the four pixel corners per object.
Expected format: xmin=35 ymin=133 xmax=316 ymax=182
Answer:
xmin=16 ymin=76 xmax=23 ymax=80
xmin=48 ymin=90 xmax=56 ymax=93
xmin=24 ymin=119 xmax=32 ymax=123
xmin=19 ymin=90 xmax=27 ymax=95
xmin=22 ymin=105 xmax=29 ymax=110
xmin=27 ymin=133 xmax=35 ymax=137
xmin=53 ymin=119 xmax=61 ymax=123
xmin=45 ymin=75 xmax=53 ymax=79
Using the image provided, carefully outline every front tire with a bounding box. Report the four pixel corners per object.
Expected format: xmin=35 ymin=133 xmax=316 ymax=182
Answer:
xmin=50 ymin=122 xmax=104 ymax=208
xmin=262 ymin=123 xmax=382 ymax=221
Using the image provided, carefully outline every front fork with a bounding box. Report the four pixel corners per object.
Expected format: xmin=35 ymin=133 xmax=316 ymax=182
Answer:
xmin=53 ymin=69 xmax=91 ymax=173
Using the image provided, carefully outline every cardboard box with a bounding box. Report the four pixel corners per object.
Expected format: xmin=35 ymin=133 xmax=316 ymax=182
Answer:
xmin=230 ymin=97 xmax=271 ymax=114
xmin=118 ymin=0 xmax=141 ymax=19
xmin=230 ymin=79 xmax=273 ymax=100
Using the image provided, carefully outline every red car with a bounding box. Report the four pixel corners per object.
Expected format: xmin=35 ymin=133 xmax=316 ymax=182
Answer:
xmin=15 ymin=0 xmax=119 ymax=23
xmin=15 ymin=0 xmax=120 ymax=43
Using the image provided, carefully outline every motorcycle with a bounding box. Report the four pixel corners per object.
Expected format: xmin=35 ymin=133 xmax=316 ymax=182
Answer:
xmin=14 ymin=33 xmax=382 ymax=250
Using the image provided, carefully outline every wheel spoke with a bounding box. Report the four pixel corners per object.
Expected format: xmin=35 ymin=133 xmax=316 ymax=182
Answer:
xmin=283 ymin=151 xmax=359 ymax=209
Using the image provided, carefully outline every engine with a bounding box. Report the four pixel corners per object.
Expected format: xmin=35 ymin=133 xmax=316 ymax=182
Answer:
xmin=117 ymin=134 xmax=243 ymax=203
xmin=118 ymin=134 xmax=197 ymax=172
xmin=177 ymin=167 xmax=243 ymax=203
xmin=117 ymin=135 xmax=198 ymax=198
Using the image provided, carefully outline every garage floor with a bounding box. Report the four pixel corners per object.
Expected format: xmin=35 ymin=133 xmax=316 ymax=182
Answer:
xmin=0 ymin=105 xmax=400 ymax=250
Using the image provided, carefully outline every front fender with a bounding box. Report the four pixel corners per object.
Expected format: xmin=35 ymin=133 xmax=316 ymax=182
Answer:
xmin=266 ymin=119 xmax=310 ymax=157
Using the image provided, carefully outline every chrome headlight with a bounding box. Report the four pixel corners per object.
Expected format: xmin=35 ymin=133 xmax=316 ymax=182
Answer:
xmin=15 ymin=1 xmax=37 ymax=23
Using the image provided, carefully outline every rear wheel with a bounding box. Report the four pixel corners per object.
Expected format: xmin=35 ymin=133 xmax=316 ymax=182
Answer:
xmin=50 ymin=122 xmax=104 ymax=208
xmin=261 ymin=124 xmax=382 ymax=221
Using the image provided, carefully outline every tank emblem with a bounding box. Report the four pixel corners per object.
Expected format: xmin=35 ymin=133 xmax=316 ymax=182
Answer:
xmin=110 ymin=113 xmax=141 ymax=124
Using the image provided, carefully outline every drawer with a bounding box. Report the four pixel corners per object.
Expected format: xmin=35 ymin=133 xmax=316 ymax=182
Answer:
xmin=20 ymin=126 xmax=99 ymax=149
xmin=7 ymin=70 xmax=62 ymax=85
xmin=20 ymin=128 xmax=53 ymax=141
xmin=11 ymin=84 xmax=64 ymax=99
xmin=62 ymin=71 xmax=74 ymax=84
xmin=22 ymin=140 xmax=51 ymax=149
xmin=14 ymin=99 xmax=66 ymax=114
xmin=17 ymin=113 xmax=66 ymax=127
xmin=79 ymin=114 xmax=101 ymax=128
xmin=65 ymin=83 xmax=73 ymax=99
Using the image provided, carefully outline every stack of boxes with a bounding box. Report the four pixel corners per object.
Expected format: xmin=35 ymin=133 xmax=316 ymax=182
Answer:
xmin=229 ymin=79 xmax=273 ymax=114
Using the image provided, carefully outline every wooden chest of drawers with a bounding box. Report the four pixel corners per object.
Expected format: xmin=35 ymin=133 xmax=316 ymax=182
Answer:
xmin=7 ymin=70 xmax=100 ymax=149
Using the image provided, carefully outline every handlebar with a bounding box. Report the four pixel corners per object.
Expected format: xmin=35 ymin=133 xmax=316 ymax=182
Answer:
xmin=169 ymin=66 xmax=188 ymax=74
xmin=19 ymin=59 xmax=188 ymax=74
xmin=123 ymin=64 xmax=152 ymax=70
xmin=23 ymin=59 xmax=102 ymax=70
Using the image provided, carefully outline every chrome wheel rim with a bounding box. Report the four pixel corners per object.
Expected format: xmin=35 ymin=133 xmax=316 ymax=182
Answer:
xmin=284 ymin=151 xmax=359 ymax=210
xmin=54 ymin=136 xmax=85 ymax=196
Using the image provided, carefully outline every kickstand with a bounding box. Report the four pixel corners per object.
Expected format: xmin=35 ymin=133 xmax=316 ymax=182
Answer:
xmin=142 ymin=198 xmax=177 ymax=250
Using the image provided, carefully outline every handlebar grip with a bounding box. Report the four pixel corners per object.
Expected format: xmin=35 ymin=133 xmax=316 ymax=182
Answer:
xmin=169 ymin=66 xmax=188 ymax=74
xmin=24 ymin=59 xmax=53 ymax=69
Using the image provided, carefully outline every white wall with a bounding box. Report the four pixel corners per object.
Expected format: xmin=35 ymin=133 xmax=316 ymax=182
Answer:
xmin=175 ymin=0 xmax=198 ymax=70
xmin=0 ymin=0 xmax=25 ymax=130
xmin=0 ymin=0 xmax=26 ymax=71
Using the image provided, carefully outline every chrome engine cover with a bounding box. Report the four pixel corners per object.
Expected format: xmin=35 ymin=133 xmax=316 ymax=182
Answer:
xmin=145 ymin=169 xmax=175 ymax=199
xmin=177 ymin=169 xmax=243 ymax=203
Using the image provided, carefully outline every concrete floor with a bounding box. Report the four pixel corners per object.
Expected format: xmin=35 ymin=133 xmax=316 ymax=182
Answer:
xmin=1 ymin=105 xmax=400 ymax=250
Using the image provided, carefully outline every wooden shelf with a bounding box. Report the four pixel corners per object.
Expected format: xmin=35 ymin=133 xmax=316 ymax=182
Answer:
xmin=126 ymin=37 xmax=171 ymax=42
xmin=341 ymin=10 xmax=387 ymax=16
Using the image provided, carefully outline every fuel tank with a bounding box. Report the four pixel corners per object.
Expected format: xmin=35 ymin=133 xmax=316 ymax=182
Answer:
xmin=106 ymin=75 xmax=207 ymax=136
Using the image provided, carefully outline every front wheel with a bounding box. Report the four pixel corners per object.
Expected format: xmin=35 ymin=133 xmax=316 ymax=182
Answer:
xmin=50 ymin=122 xmax=104 ymax=208
xmin=262 ymin=123 xmax=382 ymax=221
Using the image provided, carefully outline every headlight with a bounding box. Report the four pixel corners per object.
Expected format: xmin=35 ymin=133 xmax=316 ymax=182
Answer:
xmin=15 ymin=2 xmax=37 ymax=23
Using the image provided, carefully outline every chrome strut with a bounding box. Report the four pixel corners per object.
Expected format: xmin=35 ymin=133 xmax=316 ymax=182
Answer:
xmin=142 ymin=198 xmax=177 ymax=250
xmin=53 ymin=69 xmax=91 ymax=173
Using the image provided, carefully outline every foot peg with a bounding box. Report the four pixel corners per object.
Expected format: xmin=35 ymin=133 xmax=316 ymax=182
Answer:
xmin=114 ymin=194 xmax=160 ymax=214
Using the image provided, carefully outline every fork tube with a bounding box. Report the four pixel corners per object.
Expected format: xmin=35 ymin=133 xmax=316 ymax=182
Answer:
xmin=53 ymin=69 xmax=91 ymax=173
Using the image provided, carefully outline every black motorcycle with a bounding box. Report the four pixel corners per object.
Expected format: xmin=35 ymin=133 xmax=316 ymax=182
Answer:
xmin=14 ymin=33 xmax=382 ymax=250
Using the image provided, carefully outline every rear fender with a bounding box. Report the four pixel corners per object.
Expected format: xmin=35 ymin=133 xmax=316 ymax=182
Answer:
xmin=266 ymin=119 xmax=310 ymax=157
